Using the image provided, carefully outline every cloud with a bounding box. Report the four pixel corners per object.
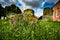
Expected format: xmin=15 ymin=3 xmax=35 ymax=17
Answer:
xmin=18 ymin=0 xmax=33 ymax=12
xmin=0 ymin=0 xmax=15 ymax=4
xmin=0 ymin=0 xmax=4 ymax=2
xmin=0 ymin=0 xmax=22 ymax=8
xmin=45 ymin=0 xmax=58 ymax=3
xmin=0 ymin=0 xmax=16 ymax=7
xmin=0 ymin=0 xmax=59 ymax=17
xmin=0 ymin=0 xmax=58 ymax=8
xmin=20 ymin=5 xmax=32 ymax=12
xmin=34 ymin=8 xmax=43 ymax=18
xmin=0 ymin=2 xmax=8 ymax=7
xmin=22 ymin=0 xmax=41 ymax=8
xmin=4 ymin=0 xmax=13 ymax=3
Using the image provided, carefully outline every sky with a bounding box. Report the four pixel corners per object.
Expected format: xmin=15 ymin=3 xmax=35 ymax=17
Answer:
xmin=0 ymin=0 xmax=59 ymax=18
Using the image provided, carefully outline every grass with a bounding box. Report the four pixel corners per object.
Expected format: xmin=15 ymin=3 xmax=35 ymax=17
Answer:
xmin=0 ymin=19 xmax=60 ymax=40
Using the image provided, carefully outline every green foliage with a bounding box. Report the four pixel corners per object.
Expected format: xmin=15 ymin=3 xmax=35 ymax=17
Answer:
xmin=24 ymin=9 xmax=34 ymax=16
xmin=5 ymin=4 xmax=22 ymax=14
xmin=0 ymin=4 xmax=22 ymax=18
xmin=0 ymin=4 xmax=3 ymax=10
xmin=0 ymin=19 xmax=60 ymax=40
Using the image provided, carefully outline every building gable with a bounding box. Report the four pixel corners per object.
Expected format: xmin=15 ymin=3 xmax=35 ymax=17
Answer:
xmin=53 ymin=0 xmax=60 ymax=9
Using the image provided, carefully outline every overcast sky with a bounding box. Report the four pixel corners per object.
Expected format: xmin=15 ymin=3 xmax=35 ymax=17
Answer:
xmin=0 ymin=0 xmax=59 ymax=18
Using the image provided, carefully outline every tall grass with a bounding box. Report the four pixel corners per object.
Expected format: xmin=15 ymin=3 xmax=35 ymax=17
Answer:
xmin=0 ymin=19 xmax=60 ymax=40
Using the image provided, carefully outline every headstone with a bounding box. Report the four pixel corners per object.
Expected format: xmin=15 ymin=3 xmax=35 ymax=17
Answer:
xmin=1 ymin=16 xmax=4 ymax=20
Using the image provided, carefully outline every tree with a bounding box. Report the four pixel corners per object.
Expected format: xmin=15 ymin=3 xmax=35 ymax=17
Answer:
xmin=0 ymin=4 xmax=6 ymax=19
xmin=24 ymin=9 xmax=38 ymax=23
xmin=0 ymin=4 xmax=22 ymax=19
xmin=38 ymin=16 xmax=42 ymax=20
xmin=24 ymin=9 xmax=34 ymax=16
xmin=5 ymin=4 xmax=22 ymax=14
xmin=0 ymin=4 xmax=3 ymax=10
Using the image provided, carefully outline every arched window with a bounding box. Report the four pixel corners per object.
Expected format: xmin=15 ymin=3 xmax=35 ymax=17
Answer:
xmin=57 ymin=7 xmax=60 ymax=16
xmin=56 ymin=7 xmax=60 ymax=17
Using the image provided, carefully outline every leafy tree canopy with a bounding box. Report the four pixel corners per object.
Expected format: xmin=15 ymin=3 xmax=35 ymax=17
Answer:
xmin=24 ymin=9 xmax=34 ymax=16
xmin=5 ymin=4 xmax=22 ymax=14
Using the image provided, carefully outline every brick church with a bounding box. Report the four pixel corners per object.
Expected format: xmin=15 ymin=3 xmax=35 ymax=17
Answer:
xmin=53 ymin=0 xmax=60 ymax=21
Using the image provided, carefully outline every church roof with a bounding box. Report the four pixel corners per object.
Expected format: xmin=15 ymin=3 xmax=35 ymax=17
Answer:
xmin=52 ymin=0 xmax=60 ymax=8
